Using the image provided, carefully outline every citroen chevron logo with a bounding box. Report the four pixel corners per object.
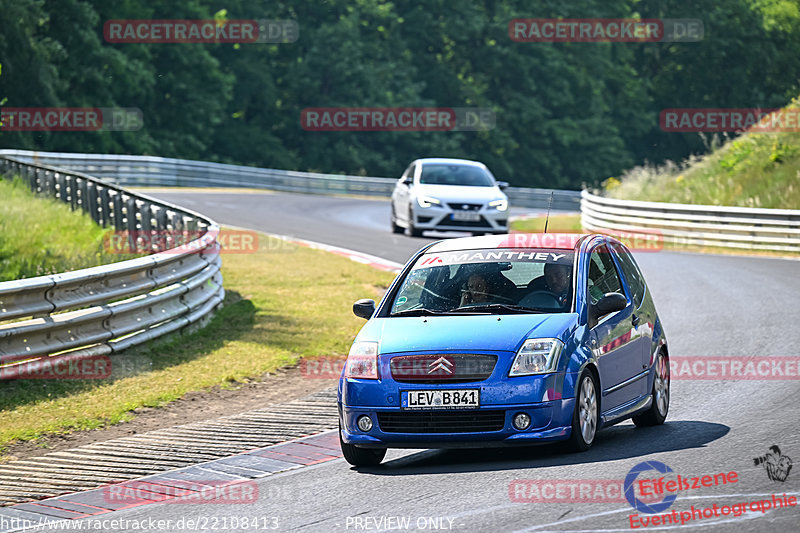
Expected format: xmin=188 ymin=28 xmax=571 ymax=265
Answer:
xmin=428 ymin=356 xmax=454 ymax=374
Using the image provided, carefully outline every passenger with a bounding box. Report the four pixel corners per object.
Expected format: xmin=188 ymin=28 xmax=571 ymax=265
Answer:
xmin=460 ymin=274 xmax=491 ymax=306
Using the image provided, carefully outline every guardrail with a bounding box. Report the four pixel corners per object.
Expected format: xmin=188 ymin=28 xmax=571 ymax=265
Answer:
xmin=581 ymin=190 xmax=800 ymax=253
xmin=0 ymin=150 xmax=582 ymax=210
xmin=0 ymin=155 xmax=225 ymax=379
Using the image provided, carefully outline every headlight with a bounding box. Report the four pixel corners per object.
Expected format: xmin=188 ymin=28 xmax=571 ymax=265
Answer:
xmin=345 ymin=341 xmax=379 ymax=379
xmin=489 ymin=198 xmax=508 ymax=211
xmin=417 ymin=195 xmax=441 ymax=208
xmin=509 ymin=338 xmax=563 ymax=376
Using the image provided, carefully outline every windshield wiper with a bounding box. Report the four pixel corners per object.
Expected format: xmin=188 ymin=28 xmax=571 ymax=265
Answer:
xmin=450 ymin=303 xmax=546 ymax=314
xmin=391 ymin=308 xmax=450 ymax=317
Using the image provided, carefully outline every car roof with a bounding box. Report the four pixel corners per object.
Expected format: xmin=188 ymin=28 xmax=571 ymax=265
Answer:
xmin=412 ymin=158 xmax=488 ymax=168
xmin=424 ymin=233 xmax=594 ymax=253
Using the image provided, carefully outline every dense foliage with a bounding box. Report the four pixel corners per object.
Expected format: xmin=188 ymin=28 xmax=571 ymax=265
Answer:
xmin=1 ymin=0 xmax=798 ymax=189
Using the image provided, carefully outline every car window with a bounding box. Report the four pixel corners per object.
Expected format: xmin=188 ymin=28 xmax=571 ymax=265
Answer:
xmin=419 ymin=164 xmax=494 ymax=187
xmin=610 ymin=243 xmax=646 ymax=308
xmin=402 ymin=164 xmax=415 ymax=180
xmin=390 ymin=249 xmax=575 ymax=314
xmin=587 ymin=245 xmax=624 ymax=305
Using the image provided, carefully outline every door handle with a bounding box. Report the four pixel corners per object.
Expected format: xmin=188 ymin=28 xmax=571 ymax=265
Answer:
xmin=631 ymin=314 xmax=640 ymax=327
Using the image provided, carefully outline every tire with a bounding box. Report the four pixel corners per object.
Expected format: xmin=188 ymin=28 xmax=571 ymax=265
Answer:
xmin=567 ymin=369 xmax=599 ymax=452
xmin=339 ymin=421 xmax=386 ymax=467
xmin=391 ymin=206 xmax=403 ymax=234
xmin=633 ymin=351 xmax=670 ymax=427
xmin=406 ymin=205 xmax=423 ymax=237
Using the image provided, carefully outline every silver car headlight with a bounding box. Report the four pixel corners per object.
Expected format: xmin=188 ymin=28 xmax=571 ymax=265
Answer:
xmin=489 ymin=198 xmax=508 ymax=211
xmin=509 ymin=338 xmax=563 ymax=376
xmin=417 ymin=195 xmax=442 ymax=208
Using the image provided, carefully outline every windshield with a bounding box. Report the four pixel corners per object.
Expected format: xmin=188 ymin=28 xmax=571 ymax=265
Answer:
xmin=391 ymin=249 xmax=575 ymax=315
xmin=419 ymin=164 xmax=495 ymax=187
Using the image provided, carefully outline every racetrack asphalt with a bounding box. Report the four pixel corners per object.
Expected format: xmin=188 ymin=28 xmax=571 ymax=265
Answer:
xmin=25 ymin=189 xmax=799 ymax=532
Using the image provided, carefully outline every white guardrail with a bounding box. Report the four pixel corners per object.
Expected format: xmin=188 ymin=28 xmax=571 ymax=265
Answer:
xmin=0 ymin=153 xmax=225 ymax=380
xmin=0 ymin=150 xmax=583 ymax=211
xmin=581 ymin=190 xmax=800 ymax=253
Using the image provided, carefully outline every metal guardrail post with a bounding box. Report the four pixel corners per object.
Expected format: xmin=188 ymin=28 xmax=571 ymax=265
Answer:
xmin=87 ymin=182 xmax=100 ymax=224
xmin=111 ymin=191 xmax=125 ymax=231
xmin=79 ymin=178 xmax=89 ymax=214
xmin=57 ymin=172 xmax=67 ymax=203
xmin=68 ymin=175 xmax=78 ymax=211
xmin=99 ymin=187 xmax=111 ymax=227
xmin=30 ymin=167 xmax=38 ymax=193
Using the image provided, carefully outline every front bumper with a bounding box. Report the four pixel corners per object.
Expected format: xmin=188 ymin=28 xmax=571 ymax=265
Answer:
xmin=338 ymin=371 xmax=578 ymax=448
xmin=339 ymin=401 xmax=573 ymax=448
xmin=412 ymin=204 xmax=508 ymax=232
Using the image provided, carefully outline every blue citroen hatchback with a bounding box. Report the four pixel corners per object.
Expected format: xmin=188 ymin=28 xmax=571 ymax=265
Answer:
xmin=338 ymin=233 xmax=670 ymax=466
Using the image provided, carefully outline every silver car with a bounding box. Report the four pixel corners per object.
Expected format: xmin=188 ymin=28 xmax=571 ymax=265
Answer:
xmin=390 ymin=158 xmax=510 ymax=237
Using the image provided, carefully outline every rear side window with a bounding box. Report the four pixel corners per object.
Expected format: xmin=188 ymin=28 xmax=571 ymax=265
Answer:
xmin=610 ymin=243 xmax=646 ymax=308
xmin=587 ymin=245 xmax=624 ymax=304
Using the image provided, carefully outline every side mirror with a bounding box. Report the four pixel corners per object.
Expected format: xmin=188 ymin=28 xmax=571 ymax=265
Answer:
xmin=496 ymin=181 xmax=509 ymax=190
xmin=402 ymin=176 xmax=413 ymax=186
xmin=353 ymin=299 xmax=376 ymax=319
xmin=590 ymin=292 xmax=627 ymax=326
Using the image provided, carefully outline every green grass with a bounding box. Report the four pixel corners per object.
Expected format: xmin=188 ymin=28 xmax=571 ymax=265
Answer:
xmin=603 ymin=96 xmax=800 ymax=209
xmin=510 ymin=214 xmax=584 ymax=233
xmin=0 ymin=236 xmax=395 ymax=455
xmin=0 ymin=177 xmax=135 ymax=281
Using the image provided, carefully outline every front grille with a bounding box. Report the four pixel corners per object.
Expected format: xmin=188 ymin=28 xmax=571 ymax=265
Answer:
xmin=390 ymin=354 xmax=497 ymax=383
xmin=447 ymin=203 xmax=482 ymax=211
xmin=438 ymin=216 xmax=489 ymax=228
xmin=378 ymin=410 xmax=506 ymax=433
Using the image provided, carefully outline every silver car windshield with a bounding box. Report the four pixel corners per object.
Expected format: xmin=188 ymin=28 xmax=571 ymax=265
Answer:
xmin=391 ymin=249 xmax=575 ymax=315
xmin=419 ymin=164 xmax=495 ymax=187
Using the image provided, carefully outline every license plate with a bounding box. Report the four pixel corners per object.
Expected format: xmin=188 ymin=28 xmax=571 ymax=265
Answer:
xmin=451 ymin=211 xmax=481 ymax=221
xmin=402 ymin=389 xmax=480 ymax=410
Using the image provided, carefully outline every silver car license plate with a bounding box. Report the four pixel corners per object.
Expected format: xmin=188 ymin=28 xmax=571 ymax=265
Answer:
xmin=452 ymin=211 xmax=481 ymax=221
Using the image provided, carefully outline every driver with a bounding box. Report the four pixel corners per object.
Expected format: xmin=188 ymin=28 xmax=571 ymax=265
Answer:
xmin=529 ymin=263 xmax=572 ymax=308
xmin=460 ymin=274 xmax=491 ymax=306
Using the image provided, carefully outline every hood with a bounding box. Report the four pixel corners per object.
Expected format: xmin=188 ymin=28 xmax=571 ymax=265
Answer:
xmin=415 ymin=184 xmax=505 ymax=203
xmin=356 ymin=313 xmax=578 ymax=354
